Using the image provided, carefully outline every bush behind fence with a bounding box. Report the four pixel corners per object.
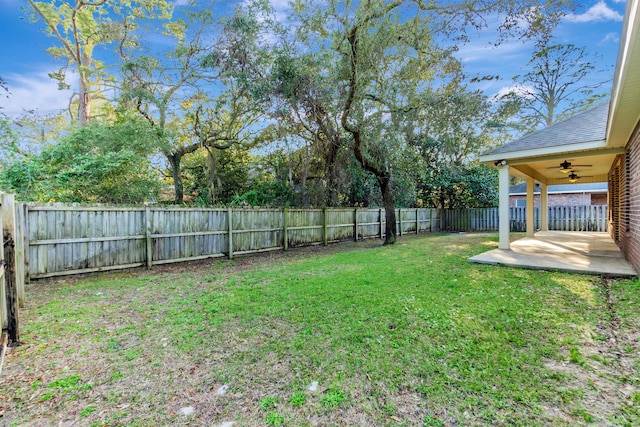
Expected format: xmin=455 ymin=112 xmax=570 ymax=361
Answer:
xmin=23 ymin=204 xmax=608 ymax=279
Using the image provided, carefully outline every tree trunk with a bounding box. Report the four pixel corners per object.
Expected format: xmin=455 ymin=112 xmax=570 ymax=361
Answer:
xmin=378 ymin=175 xmax=396 ymax=245
xmin=77 ymin=72 xmax=91 ymax=125
xmin=206 ymin=149 xmax=217 ymax=205
xmin=168 ymin=153 xmax=184 ymax=204
xmin=326 ymin=141 xmax=340 ymax=207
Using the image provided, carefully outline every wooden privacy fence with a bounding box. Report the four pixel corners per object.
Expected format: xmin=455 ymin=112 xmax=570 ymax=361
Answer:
xmin=21 ymin=204 xmax=608 ymax=279
xmin=26 ymin=206 xmax=442 ymax=279
xmin=441 ymin=205 xmax=608 ymax=232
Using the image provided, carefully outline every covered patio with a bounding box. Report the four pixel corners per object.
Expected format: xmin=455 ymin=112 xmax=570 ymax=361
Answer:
xmin=468 ymin=231 xmax=637 ymax=277
xmin=470 ymin=0 xmax=640 ymax=277
xmin=467 ymin=103 xmax=638 ymax=276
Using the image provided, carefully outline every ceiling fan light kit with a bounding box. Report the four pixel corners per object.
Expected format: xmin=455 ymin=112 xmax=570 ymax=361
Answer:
xmin=559 ymin=160 xmax=573 ymax=173
xmin=545 ymin=160 xmax=594 ymax=178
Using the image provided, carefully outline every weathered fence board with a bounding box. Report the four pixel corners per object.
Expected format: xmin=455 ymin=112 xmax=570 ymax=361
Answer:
xmin=2 ymin=194 xmax=21 ymax=342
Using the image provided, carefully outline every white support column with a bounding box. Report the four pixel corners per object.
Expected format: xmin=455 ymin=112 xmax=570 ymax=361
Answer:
xmin=540 ymin=183 xmax=549 ymax=231
xmin=498 ymin=163 xmax=510 ymax=249
xmin=526 ymin=177 xmax=535 ymax=237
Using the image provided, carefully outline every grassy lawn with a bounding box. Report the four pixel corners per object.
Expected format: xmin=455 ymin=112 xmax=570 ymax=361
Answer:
xmin=1 ymin=233 xmax=639 ymax=426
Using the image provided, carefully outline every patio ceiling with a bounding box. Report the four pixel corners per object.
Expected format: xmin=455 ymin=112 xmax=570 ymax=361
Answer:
xmin=503 ymin=149 xmax=621 ymax=185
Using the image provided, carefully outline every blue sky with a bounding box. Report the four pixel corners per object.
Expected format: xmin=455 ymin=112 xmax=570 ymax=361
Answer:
xmin=0 ymin=0 xmax=629 ymax=118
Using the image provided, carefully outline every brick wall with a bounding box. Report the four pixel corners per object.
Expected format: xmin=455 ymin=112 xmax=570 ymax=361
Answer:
xmin=509 ymin=193 xmax=605 ymax=207
xmin=615 ymin=121 xmax=640 ymax=273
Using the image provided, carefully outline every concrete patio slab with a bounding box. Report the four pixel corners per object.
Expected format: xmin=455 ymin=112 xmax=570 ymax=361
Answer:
xmin=468 ymin=231 xmax=637 ymax=277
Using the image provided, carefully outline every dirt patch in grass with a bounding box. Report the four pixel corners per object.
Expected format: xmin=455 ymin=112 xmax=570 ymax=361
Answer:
xmin=541 ymin=277 xmax=640 ymax=425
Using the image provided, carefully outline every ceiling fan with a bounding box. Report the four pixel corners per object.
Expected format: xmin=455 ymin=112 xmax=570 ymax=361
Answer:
xmin=546 ymin=160 xmax=593 ymax=174
xmin=563 ymin=172 xmax=593 ymax=182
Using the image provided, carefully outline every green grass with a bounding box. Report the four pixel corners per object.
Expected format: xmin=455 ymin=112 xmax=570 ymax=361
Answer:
xmin=2 ymin=233 xmax=639 ymax=426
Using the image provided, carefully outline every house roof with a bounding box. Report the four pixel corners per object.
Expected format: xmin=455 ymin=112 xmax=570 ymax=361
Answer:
xmin=509 ymin=182 xmax=608 ymax=195
xmin=483 ymin=102 xmax=609 ymax=157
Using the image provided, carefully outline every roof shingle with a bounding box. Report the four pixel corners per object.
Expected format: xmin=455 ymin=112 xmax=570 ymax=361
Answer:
xmin=484 ymin=102 xmax=609 ymax=156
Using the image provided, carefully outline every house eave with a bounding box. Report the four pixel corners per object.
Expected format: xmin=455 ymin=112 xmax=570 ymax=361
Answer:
xmin=479 ymin=139 xmax=608 ymax=164
xmin=607 ymin=0 xmax=640 ymax=148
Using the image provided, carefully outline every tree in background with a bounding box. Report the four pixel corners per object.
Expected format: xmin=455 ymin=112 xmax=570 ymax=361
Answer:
xmin=181 ymin=146 xmax=252 ymax=206
xmin=270 ymin=47 xmax=347 ymax=207
xmin=6 ymin=0 xmax=577 ymax=212
xmin=0 ymin=119 xmax=162 ymax=203
xmin=120 ymin=1 xmax=273 ymax=204
xmin=26 ymin=0 xmax=173 ymax=124
xmin=499 ymin=43 xmax=610 ymax=132
xmin=411 ymin=85 xmax=503 ymax=208
xmin=294 ymin=0 xmax=568 ymax=243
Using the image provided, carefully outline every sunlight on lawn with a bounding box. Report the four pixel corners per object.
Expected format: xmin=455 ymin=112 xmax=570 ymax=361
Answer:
xmin=552 ymin=276 xmax=598 ymax=306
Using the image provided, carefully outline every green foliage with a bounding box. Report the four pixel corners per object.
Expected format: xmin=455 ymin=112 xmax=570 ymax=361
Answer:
xmin=265 ymin=411 xmax=285 ymax=426
xmin=0 ymin=120 xmax=162 ymax=203
xmin=231 ymin=179 xmax=296 ymax=208
xmin=418 ymin=163 xmax=498 ymax=209
xmin=48 ymin=375 xmax=82 ymax=390
xmin=181 ymin=147 xmax=251 ymax=205
xmin=320 ymin=389 xmax=345 ymax=410
xmin=15 ymin=0 xmax=581 ymax=209
xmin=288 ymin=392 xmax=306 ymax=407
xmin=423 ymin=415 xmax=445 ymax=427
xmin=0 ymin=113 xmax=20 ymax=163
xmin=27 ymin=0 xmax=175 ymax=124
xmin=80 ymin=406 xmax=96 ymax=417
xmin=259 ymin=396 xmax=279 ymax=410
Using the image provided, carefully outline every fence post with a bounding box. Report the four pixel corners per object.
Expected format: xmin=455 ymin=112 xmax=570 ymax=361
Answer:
xmin=398 ymin=208 xmax=402 ymax=236
xmin=227 ymin=207 xmax=234 ymax=259
xmin=323 ymin=208 xmax=328 ymax=246
xmin=283 ymin=208 xmax=289 ymax=251
xmin=22 ymin=203 xmax=30 ymax=293
xmin=13 ymin=203 xmax=26 ymax=307
xmin=415 ymin=208 xmax=419 ymax=234
xmin=144 ymin=206 xmax=153 ymax=269
xmin=354 ymin=208 xmax=358 ymax=242
xmin=2 ymin=193 xmax=19 ymax=343
xmin=429 ymin=209 xmax=433 ymax=232
xmin=379 ymin=208 xmax=384 ymax=239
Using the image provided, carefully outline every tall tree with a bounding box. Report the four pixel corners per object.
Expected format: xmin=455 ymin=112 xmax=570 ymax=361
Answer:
xmin=499 ymin=43 xmax=609 ymax=132
xmin=120 ymin=2 xmax=272 ymax=203
xmin=270 ymin=49 xmax=346 ymax=206
xmin=412 ymin=87 xmax=501 ymax=208
xmin=295 ymin=0 xmax=569 ymax=244
xmin=26 ymin=0 xmax=173 ymax=125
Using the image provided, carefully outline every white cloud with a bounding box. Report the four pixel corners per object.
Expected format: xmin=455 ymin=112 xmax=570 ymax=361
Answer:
xmin=492 ymin=84 xmax=536 ymax=101
xmin=456 ymin=40 xmax=530 ymax=63
xmin=565 ymin=1 xmax=623 ymax=23
xmin=0 ymin=68 xmax=72 ymax=117
xmin=599 ymin=31 xmax=620 ymax=44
